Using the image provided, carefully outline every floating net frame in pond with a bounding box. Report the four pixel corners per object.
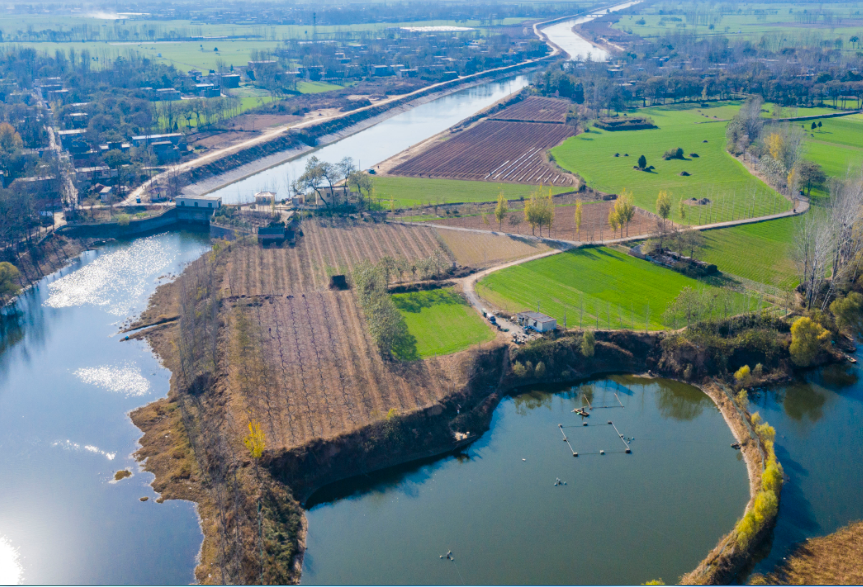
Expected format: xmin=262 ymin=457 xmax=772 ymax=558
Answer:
xmin=557 ymin=420 xmax=632 ymax=457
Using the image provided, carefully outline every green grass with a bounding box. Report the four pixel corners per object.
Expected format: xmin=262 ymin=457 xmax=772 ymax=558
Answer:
xmin=699 ymin=217 xmax=799 ymax=289
xmin=476 ymin=247 xmax=742 ymax=330
xmin=551 ymin=103 xmax=793 ymax=225
xmin=802 ymin=115 xmax=863 ymax=186
xmin=391 ymin=288 xmax=494 ymax=358
xmin=296 ymin=80 xmax=344 ymax=94
xmin=372 ymin=176 xmax=570 ymax=208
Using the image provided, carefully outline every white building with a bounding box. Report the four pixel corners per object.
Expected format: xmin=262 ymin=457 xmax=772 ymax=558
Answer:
xmin=516 ymin=311 xmax=557 ymax=333
xmin=175 ymin=195 xmax=222 ymax=209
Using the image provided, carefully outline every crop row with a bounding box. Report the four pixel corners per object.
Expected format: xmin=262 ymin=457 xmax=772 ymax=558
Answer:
xmin=391 ymin=121 xmax=575 ymax=186
xmin=490 ymin=96 xmax=569 ymax=123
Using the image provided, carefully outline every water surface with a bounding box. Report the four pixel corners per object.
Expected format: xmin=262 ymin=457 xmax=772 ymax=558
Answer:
xmin=302 ymin=376 xmax=749 ymax=585
xmin=750 ymin=352 xmax=863 ymax=576
xmin=543 ymin=1 xmax=641 ymax=61
xmin=0 ymin=231 xmax=210 ymax=584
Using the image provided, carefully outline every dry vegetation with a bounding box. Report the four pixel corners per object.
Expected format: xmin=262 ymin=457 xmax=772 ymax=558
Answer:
xmin=751 ymin=521 xmax=863 ymax=585
xmin=435 ymin=227 xmax=551 ymax=267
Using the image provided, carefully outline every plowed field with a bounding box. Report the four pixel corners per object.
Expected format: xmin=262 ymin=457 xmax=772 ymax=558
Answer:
xmin=489 ymin=96 xmax=569 ymax=123
xmin=390 ymin=120 xmax=577 ymax=186
xmin=431 ymin=200 xmax=657 ymax=241
xmin=220 ymin=221 xmax=474 ymax=452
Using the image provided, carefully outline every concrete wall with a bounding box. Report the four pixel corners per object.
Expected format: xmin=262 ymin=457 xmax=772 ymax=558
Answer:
xmin=61 ymin=207 xmax=213 ymax=239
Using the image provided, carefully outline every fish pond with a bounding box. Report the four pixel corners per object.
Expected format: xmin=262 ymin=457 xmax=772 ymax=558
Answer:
xmin=302 ymin=376 xmax=749 ymax=585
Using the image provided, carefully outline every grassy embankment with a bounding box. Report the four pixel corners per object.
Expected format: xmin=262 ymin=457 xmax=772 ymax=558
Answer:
xmin=371 ymin=176 xmax=570 ymax=209
xmin=475 ymin=246 xmax=744 ymax=330
xmin=392 ymin=288 xmax=494 ymax=358
xmin=551 ymin=103 xmax=792 ymax=226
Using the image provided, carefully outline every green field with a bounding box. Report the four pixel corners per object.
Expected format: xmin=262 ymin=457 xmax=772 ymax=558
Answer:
xmin=296 ymin=81 xmax=345 ymax=94
xmin=699 ymin=217 xmax=799 ymax=289
xmin=476 ymin=247 xmax=742 ymax=330
xmin=372 ymin=176 xmax=570 ymax=208
xmin=551 ymin=103 xmax=792 ymax=225
xmin=801 ymin=115 xmax=863 ymax=198
xmin=391 ymin=288 xmax=494 ymax=358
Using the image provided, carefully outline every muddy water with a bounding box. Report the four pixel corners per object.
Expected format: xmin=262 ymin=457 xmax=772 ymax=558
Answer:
xmin=0 ymin=231 xmax=210 ymax=584
xmin=543 ymin=1 xmax=641 ymax=61
xmin=302 ymin=376 xmax=749 ymax=585
xmin=207 ymin=75 xmax=530 ymax=205
xmin=748 ymin=350 xmax=863 ymax=577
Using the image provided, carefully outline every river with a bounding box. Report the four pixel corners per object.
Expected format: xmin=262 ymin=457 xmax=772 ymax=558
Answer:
xmin=0 ymin=231 xmax=210 ymax=584
xmin=542 ymin=1 xmax=641 ymax=62
xmin=301 ymin=376 xmax=749 ymax=585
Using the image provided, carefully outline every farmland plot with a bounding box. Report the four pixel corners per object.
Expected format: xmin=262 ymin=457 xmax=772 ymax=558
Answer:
xmin=219 ymin=222 xmax=475 ymax=453
xmin=489 ymin=96 xmax=569 ymax=123
xmin=432 ymin=200 xmax=657 ymax=241
xmin=390 ymin=120 xmax=577 ymax=186
xmin=435 ymin=228 xmax=551 ymax=267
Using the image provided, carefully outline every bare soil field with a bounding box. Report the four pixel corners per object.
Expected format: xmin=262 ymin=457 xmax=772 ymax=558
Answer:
xmin=219 ymin=220 xmax=469 ymax=452
xmin=188 ymin=130 xmax=261 ymax=150
xmin=489 ymin=96 xmax=569 ymax=123
xmin=389 ymin=120 xmax=577 ymax=186
xmin=431 ymin=200 xmax=657 ymax=241
xmin=435 ymin=227 xmax=551 ymax=267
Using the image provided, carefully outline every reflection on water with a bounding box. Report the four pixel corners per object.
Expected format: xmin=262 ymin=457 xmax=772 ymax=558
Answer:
xmin=778 ymin=382 xmax=828 ymax=423
xmin=303 ymin=376 xmax=747 ymax=585
xmin=654 ymin=378 xmax=711 ymax=421
xmin=0 ymin=535 xmax=23 ymax=585
xmin=0 ymin=230 xmax=209 ymax=584
xmin=74 ymin=363 xmax=151 ymax=397
xmin=45 ymin=235 xmax=182 ymax=316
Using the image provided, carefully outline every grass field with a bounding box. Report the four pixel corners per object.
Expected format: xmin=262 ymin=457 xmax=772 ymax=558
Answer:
xmin=392 ymin=288 xmax=494 ymax=358
xmin=550 ymin=103 xmax=792 ymax=225
xmin=372 ymin=176 xmax=570 ymax=208
xmin=801 ymin=115 xmax=863 ymax=200
xmin=699 ymin=217 xmax=799 ymax=289
xmin=476 ymin=247 xmax=742 ymax=330
xmin=296 ymin=81 xmax=345 ymax=94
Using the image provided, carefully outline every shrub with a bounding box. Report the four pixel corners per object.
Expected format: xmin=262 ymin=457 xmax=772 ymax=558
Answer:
xmin=690 ymin=153 xmax=699 ymax=157
xmin=753 ymin=490 xmax=778 ymax=523
xmin=683 ymin=363 xmax=693 ymax=380
xmin=735 ymin=389 xmax=749 ymax=410
xmin=581 ymin=331 xmax=595 ymax=357
xmin=830 ymin=292 xmax=863 ymax=336
xmin=662 ymin=147 xmax=684 ymax=160
xmin=512 ymin=361 xmax=527 ymax=377
xmin=753 ymin=363 xmax=763 ymax=377
xmin=535 ymin=361 xmax=546 ymax=377
xmin=789 ymin=317 xmax=830 ymax=366
xmin=734 ymin=364 xmax=752 ymax=387
xmin=762 ymin=458 xmax=783 ymax=494
xmin=735 ymin=510 xmax=759 ymax=547
xmin=116 ymin=214 xmax=131 ymax=226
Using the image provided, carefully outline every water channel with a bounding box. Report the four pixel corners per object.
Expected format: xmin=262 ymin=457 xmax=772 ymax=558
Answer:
xmin=207 ymin=76 xmax=530 ymax=205
xmin=543 ymin=1 xmax=641 ymax=62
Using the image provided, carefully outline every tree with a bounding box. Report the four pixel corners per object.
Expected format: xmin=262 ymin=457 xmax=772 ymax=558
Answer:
xmin=0 ymin=122 xmax=23 ymax=153
xmin=574 ymin=200 xmax=583 ymax=239
xmin=830 ymin=292 xmax=863 ymax=336
xmin=581 ymin=330 xmax=595 ymax=357
xmin=789 ymin=316 xmax=830 ymax=366
xmin=608 ymin=208 xmax=620 ymax=238
xmin=0 ymin=261 xmax=20 ymax=301
xmin=656 ymin=190 xmax=671 ymax=228
xmin=347 ymin=170 xmax=373 ymax=208
xmin=614 ymin=190 xmax=635 ymax=236
xmin=679 ymin=230 xmax=706 ymax=259
xmin=795 ymin=160 xmax=826 ymax=196
xmin=637 ymin=154 xmax=647 ymax=169
xmin=678 ymin=198 xmax=686 ymax=221
xmin=243 ymin=420 xmax=266 ymax=459
xmin=734 ymin=365 xmax=752 ymax=387
xmin=494 ymin=191 xmax=508 ymax=230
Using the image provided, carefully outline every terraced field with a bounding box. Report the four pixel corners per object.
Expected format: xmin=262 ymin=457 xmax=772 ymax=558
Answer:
xmin=476 ymin=247 xmax=742 ymax=330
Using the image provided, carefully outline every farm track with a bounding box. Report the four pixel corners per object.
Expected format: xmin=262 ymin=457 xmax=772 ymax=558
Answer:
xmin=390 ymin=120 xmax=576 ymax=186
xmin=221 ymin=222 xmax=461 ymax=451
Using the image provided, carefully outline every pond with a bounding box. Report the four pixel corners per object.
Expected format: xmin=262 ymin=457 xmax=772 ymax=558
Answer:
xmin=0 ymin=231 xmax=211 ymax=585
xmin=302 ymin=376 xmax=749 ymax=585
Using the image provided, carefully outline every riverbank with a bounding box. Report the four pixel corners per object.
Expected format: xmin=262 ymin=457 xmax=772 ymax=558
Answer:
xmin=2 ymin=232 xmax=89 ymax=306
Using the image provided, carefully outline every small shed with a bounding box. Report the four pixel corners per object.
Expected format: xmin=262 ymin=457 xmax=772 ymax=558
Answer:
xmin=516 ymin=311 xmax=557 ymax=333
